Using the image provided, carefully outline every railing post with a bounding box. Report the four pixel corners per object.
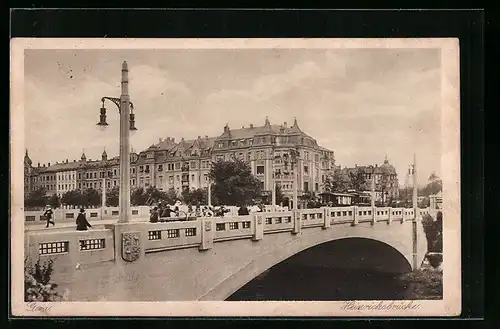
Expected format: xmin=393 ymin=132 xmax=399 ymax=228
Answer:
xmin=371 ymin=206 xmax=377 ymax=226
xmin=199 ymin=217 xmax=214 ymax=251
xmin=388 ymin=208 xmax=392 ymax=225
xmin=292 ymin=209 xmax=302 ymax=235
xmin=401 ymin=209 xmax=406 ymax=223
xmin=322 ymin=207 xmax=330 ymax=229
xmin=252 ymin=213 xmax=264 ymax=241
xmin=352 ymin=206 xmax=358 ymax=226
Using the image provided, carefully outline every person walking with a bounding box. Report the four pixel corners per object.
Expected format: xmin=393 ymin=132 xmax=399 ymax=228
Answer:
xmin=150 ymin=206 xmax=159 ymax=223
xmin=76 ymin=208 xmax=92 ymax=231
xmin=43 ymin=205 xmax=55 ymax=228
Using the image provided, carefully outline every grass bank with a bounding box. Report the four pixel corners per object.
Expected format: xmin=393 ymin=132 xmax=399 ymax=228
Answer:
xmin=399 ymin=268 xmax=443 ymax=300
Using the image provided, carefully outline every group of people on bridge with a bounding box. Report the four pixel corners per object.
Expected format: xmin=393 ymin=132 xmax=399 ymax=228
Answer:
xmin=148 ymin=201 xmax=268 ymax=223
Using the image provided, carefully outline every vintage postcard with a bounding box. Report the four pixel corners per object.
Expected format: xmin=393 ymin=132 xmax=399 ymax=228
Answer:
xmin=11 ymin=38 xmax=461 ymax=317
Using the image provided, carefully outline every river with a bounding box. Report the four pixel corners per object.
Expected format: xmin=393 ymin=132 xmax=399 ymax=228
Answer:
xmin=227 ymin=262 xmax=411 ymax=301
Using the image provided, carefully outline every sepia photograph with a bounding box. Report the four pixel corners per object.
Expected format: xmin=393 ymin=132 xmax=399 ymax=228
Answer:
xmin=10 ymin=38 xmax=461 ymax=317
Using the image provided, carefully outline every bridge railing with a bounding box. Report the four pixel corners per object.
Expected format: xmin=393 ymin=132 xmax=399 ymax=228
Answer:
xmin=213 ymin=215 xmax=255 ymax=242
xmin=329 ymin=207 xmax=354 ymax=224
xmin=262 ymin=211 xmax=294 ymax=234
xmin=300 ymin=209 xmax=325 ymax=228
xmin=145 ymin=221 xmax=202 ymax=253
xmin=24 ymin=206 xmax=150 ymax=225
xmin=25 ymin=229 xmax=115 ymax=267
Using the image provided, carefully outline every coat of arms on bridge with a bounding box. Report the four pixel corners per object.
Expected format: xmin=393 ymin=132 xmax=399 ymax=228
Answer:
xmin=122 ymin=232 xmax=141 ymax=262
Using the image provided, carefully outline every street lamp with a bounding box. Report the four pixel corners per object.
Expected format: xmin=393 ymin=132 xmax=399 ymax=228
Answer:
xmin=96 ymin=61 xmax=137 ymax=223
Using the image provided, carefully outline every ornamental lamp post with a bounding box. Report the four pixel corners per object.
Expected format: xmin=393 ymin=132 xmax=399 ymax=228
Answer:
xmin=96 ymin=61 xmax=137 ymax=223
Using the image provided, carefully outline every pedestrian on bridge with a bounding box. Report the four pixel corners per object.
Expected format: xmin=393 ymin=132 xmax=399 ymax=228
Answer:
xmin=43 ymin=205 xmax=55 ymax=228
xmin=76 ymin=208 xmax=92 ymax=231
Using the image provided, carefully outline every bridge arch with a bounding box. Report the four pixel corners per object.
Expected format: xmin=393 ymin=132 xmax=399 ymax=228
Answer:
xmin=199 ymin=224 xmax=421 ymax=301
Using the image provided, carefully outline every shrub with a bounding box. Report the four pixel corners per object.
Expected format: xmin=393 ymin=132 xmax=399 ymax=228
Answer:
xmin=24 ymin=258 xmax=63 ymax=302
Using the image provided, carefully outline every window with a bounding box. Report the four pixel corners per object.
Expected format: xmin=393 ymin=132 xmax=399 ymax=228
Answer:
xmin=148 ymin=231 xmax=161 ymax=240
xmin=176 ymin=175 xmax=180 ymax=182
xmin=265 ymin=218 xmax=272 ymax=225
xmin=132 ymin=168 xmax=136 ymax=174
xmin=191 ymin=174 xmax=195 ymax=181
xmin=218 ymin=142 xmax=224 ymax=148
xmin=242 ymin=221 xmax=251 ymax=229
xmin=79 ymin=238 xmax=105 ymax=251
xmin=256 ymin=166 xmax=265 ymax=175
xmin=166 ymin=229 xmax=180 ymax=238
xmin=169 ymin=176 xmax=174 ymax=184
xmin=145 ymin=165 xmax=150 ymax=173
xmin=275 ymin=217 xmax=282 ymax=224
xmin=94 ymin=172 xmax=97 ymax=178
xmin=315 ymin=183 xmax=319 ymax=191
xmin=90 ymin=212 xmax=98 ymax=217
xmin=78 ymin=183 xmax=81 ymax=188
xmin=78 ymin=173 xmax=81 ymax=179
xmin=284 ymin=216 xmax=292 ymax=223
xmin=304 ymin=166 xmax=309 ymax=174
xmin=66 ymin=213 xmax=74 ymax=219
xmin=190 ymin=161 xmax=197 ymax=169
xmin=216 ymin=223 xmax=226 ymax=231
xmin=114 ymin=180 xmax=117 ymax=186
xmin=229 ymin=222 xmax=239 ymax=230
xmin=139 ymin=166 xmax=144 ymax=173
xmin=249 ymin=139 xmax=253 ymax=145
xmin=158 ymin=164 xmax=163 ymax=171
xmin=39 ymin=241 xmax=69 ymax=255
xmin=185 ymin=228 xmax=197 ymax=236
xmin=175 ymin=162 xmax=181 ymax=170
xmin=304 ymin=182 xmax=309 ymax=191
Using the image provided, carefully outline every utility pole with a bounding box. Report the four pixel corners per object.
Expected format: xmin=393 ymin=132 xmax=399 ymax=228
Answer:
xmin=412 ymin=153 xmax=418 ymax=214
xmin=271 ymin=148 xmax=277 ymax=207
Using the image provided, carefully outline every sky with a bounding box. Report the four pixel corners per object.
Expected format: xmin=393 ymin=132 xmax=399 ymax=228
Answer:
xmin=24 ymin=48 xmax=441 ymax=186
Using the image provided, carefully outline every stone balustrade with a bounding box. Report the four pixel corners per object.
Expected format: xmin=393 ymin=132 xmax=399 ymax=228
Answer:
xmin=25 ymin=206 xmax=428 ymax=268
xmin=24 ymin=206 xmax=150 ymax=225
xmin=25 ymin=229 xmax=114 ymax=267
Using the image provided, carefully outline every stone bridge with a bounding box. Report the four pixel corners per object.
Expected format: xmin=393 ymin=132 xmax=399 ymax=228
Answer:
xmin=24 ymin=206 xmax=428 ymax=301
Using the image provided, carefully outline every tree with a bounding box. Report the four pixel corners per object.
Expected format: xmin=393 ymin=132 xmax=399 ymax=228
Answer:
xmin=323 ymin=170 xmax=348 ymax=193
xmin=47 ymin=194 xmax=61 ymax=209
xmin=182 ymin=188 xmax=207 ymax=205
xmin=423 ymin=173 xmax=442 ymax=196
xmin=25 ymin=188 xmax=48 ymax=209
xmin=61 ymin=190 xmax=81 ymax=207
xmin=144 ymin=186 xmax=166 ymax=205
xmin=131 ymin=187 xmax=146 ymax=206
xmin=209 ymin=158 xmax=262 ymax=206
xmin=25 ymin=258 xmax=64 ymax=302
xmin=376 ymin=174 xmax=392 ymax=206
xmin=82 ymin=188 xmax=101 ymax=207
xmin=163 ymin=188 xmax=179 ymax=205
xmin=106 ymin=187 xmax=119 ymax=207
xmin=275 ymin=184 xmax=285 ymax=205
xmin=348 ymin=168 xmax=366 ymax=192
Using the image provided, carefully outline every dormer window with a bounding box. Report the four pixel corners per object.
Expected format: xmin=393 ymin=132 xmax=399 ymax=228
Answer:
xmin=147 ymin=152 xmax=154 ymax=159
xmin=231 ymin=141 xmax=236 ymax=148
xmin=218 ymin=142 xmax=224 ymax=148
xmin=249 ymin=139 xmax=253 ymax=145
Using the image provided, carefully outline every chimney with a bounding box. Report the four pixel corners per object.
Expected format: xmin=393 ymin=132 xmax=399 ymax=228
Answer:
xmin=43 ymin=164 xmax=45 ymax=167
xmin=73 ymin=160 xmax=76 ymax=162
xmin=48 ymin=162 xmax=51 ymax=167
xmin=284 ymin=122 xmax=288 ymax=128
xmin=181 ymin=137 xmax=185 ymax=142
xmin=224 ymin=123 xmax=230 ymax=133
xmin=197 ymin=136 xmax=201 ymax=140
xmin=37 ymin=162 xmax=40 ymax=167
xmin=66 ymin=159 xmax=68 ymax=163
xmin=250 ymin=124 xmax=254 ymax=128
xmin=242 ymin=126 xmax=244 ymax=129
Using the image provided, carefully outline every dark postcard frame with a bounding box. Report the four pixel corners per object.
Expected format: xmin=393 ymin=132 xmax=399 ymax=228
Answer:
xmin=7 ymin=8 xmax=485 ymax=325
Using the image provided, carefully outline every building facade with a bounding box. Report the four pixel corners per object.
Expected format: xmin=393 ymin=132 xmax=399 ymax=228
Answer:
xmin=340 ymin=157 xmax=400 ymax=202
xmin=24 ymin=118 xmax=336 ymax=200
